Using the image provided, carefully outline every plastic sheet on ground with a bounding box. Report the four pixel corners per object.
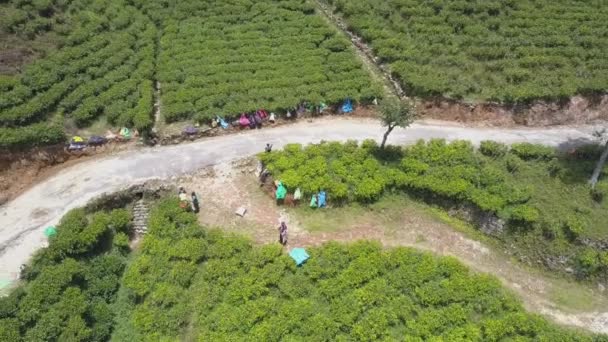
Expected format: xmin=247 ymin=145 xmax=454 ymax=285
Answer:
xmin=289 ymin=248 xmax=310 ymax=266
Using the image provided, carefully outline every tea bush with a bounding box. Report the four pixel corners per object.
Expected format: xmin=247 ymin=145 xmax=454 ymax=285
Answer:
xmin=0 ymin=207 xmax=132 ymax=341
xmin=260 ymin=140 xmax=536 ymax=225
xmin=155 ymin=0 xmax=381 ymax=123
xmin=479 ymin=140 xmax=508 ymax=158
xmin=510 ymin=143 xmax=555 ymax=161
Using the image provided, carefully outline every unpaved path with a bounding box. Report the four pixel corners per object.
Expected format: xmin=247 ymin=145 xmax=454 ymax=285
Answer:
xmin=0 ymin=117 xmax=601 ymax=322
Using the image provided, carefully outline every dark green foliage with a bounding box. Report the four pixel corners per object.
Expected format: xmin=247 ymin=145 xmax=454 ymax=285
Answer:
xmin=326 ymin=0 xmax=608 ymax=102
xmin=576 ymin=249 xmax=608 ymax=278
xmin=479 ymin=140 xmax=508 ymax=158
xmin=590 ymin=181 xmax=608 ymax=202
xmin=510 ymin=143 xmax=555 ymax=160
xmin=504 ymin=154 xmax=523 ymax=173
xmin=1 ymin=207 xmax=131 ymax=341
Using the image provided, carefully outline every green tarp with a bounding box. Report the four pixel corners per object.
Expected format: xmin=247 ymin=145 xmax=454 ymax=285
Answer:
xmin=44 ymin=226 xmax=57 ymax=237
xmin=309 ymin=195 xmax=317 ymax=208
xmin=276 ymin=182 xmax=287 ymax=200
xmin=120 ymin=127 xmax=131 ymax=139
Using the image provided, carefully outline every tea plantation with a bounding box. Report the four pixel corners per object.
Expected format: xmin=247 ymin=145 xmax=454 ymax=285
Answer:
xmin=2 ymin=199 xmax=598 ymax=341
xmin=324 ymin=0 xmax=608 ymax=102
xmin=0 ymin=0 xmax=380 ymax=149
xmin=259 ymin=140 xmax=608 ymax=281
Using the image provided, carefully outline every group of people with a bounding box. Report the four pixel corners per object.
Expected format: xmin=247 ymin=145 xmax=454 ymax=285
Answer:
xmin=237 ymin=109 xmax=273 ymax=129
xmin=309 ymin=190 xmax=327 ymax=208
xmin=179 ymin=187 xmax=200 ymax=213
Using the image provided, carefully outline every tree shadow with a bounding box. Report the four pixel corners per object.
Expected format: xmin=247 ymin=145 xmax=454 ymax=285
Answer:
xmin=553 ymin=138 xmax=603 ymax=185
xmin=369 ymin=145 xmax=404 ymax=164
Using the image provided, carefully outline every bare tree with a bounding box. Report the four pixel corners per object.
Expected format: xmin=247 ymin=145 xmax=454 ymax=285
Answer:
xmin=378 ymin=97 xmax=416 ymax=149
xmin=589 ymin=129 xmax=608 ymax=189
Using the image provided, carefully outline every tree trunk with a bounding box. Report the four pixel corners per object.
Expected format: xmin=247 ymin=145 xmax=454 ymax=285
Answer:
xmin=380 ymin=125 xmax=395 ymax=149
xmin=589 ymin=140 xmax=608 ymax=188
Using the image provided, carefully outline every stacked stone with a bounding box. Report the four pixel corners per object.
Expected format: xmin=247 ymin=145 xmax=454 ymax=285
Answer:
xmin=132 ymin=199 xmax=149 ymax=234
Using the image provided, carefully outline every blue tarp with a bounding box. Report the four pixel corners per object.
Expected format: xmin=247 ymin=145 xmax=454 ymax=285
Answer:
xmin=289 ymin=248 xmax=310 ymax=266
xmin=318 ymin=191 xmax=326 ymax=208
xmin=341 ymin=98 xmax=353 ymax=113
xmin=217 ymin=116 xmax=229 ymax=129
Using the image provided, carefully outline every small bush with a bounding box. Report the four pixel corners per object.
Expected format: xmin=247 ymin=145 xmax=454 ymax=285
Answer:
xmin=508 ymin=205 xmax=540 ymax=226
xmin=479 ymin=141 xmax=508 ymax=158
xmin=590 ymin=181 xmax=608 ymax=202
xmin=546 ymin=158 xmax=563 ymax=177
xmin=540 ymin=218 xmax=560 ymax=240
xmin=510 ymin=143 xmax=555 ymax=161
xmin=504 ymin=154 xmax=522 ymax=173
xmin=563 ymin=216 xmax=585 ymax=241
xmin=575 ymin=249 xmax=602 ymax=277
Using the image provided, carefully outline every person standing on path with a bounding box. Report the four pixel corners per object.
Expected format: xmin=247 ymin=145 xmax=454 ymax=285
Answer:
xmin=191 ymin=192 xmax=200 ymax=213
xmin=278 ymin=222 xmax=288 ymax=246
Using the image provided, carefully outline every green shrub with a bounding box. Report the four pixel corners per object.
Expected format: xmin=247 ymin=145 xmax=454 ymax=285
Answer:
xmin=510 ymin=143 xmax=555 ymax=161
xmin=575 ymin=249 xmax=602 ymax=277
xmin=590 ymin=181 xmax=608 ymax=202
xmin=540 ymin=218 xmax=561 ymax=240
xmin=1 ymin=204 xmax=131 ymax=341
xmin=479 ymin=141 xmax=508 ymax=158
xmin=508 ymin=205 xmax=540 ymax=226
xmin=504 ymin=154 xmax=523 ymax=173
xmin=563 ymin=216 xmax=586 ymax=241
xmin=546 ymin=158 xmax=563 ymax=177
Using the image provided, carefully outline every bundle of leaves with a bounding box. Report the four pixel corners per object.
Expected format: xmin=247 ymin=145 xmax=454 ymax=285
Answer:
xmin=0 ymin=208 xmax=132 ymax=342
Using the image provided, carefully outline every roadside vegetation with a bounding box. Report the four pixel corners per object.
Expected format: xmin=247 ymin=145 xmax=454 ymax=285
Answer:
xmin=323 ymin=0 xmax=608 ymax=102
xmin=259 ymin=140 xmax=608 ymax=281
xmin=0 ymin=208 xmax=132 ymax=341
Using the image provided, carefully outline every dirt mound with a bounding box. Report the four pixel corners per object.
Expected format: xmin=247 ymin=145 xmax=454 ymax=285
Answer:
xmin=421 ymin=95 xmax=608 ymax=126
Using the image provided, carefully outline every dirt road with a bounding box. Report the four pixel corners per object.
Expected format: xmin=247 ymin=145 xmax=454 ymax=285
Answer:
xmin=0 ymin=117 xmax=599 ymax=292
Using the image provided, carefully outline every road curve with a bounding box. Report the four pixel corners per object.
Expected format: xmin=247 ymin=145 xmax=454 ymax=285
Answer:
xmin=0 ymin=118 xmax=599 ymax=288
